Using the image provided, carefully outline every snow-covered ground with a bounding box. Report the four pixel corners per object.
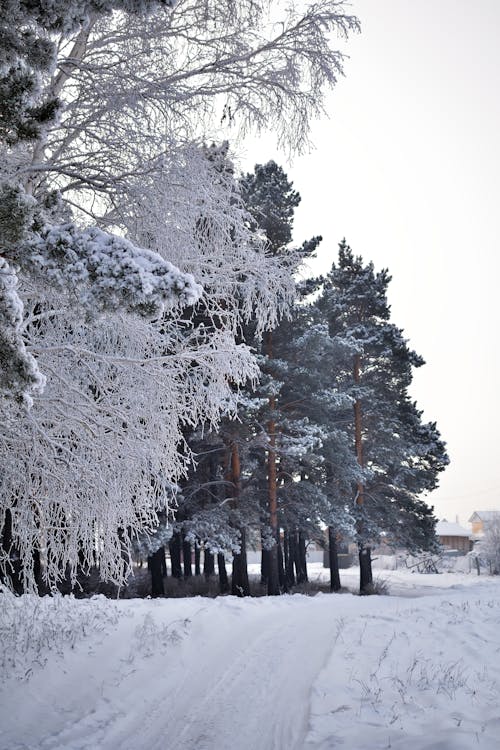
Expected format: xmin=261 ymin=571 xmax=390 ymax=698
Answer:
xmin=1 ymin=567 xmax=500 ymax=750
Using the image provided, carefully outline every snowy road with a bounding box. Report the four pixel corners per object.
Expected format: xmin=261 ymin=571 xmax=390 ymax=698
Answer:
xmin=2 ymin=596 xmax=341 ymax=750
xmin=2 ymin=572 xmax=500 ymax=750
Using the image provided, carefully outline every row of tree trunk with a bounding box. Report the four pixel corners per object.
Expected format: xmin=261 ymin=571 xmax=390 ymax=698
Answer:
xmin=147 ymin=527 xmax=342 ymax=598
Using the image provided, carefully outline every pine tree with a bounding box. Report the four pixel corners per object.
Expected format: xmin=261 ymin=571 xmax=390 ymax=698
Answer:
xmin=268 ymin=302 xmax=359 ymax=592
xmin=239 ymin=161 xmax=321 ymax=594
xmin=315 ymin=241 xmax=448 ymax=592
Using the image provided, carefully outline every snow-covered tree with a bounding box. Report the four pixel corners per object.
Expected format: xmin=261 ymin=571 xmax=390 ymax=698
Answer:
xmin=0 ymin=0 xmax=197 ymax=404
xmin=235 ymin=161 xmax=323 ymax=594
xmin=0 ymin=149 xmax=274 ymax=591
xmin=273 ymin=312 xmax=360 ymax=591
xmin=315 ymin=241 xmax=448 ymax=592
xmin=1 ymin=1 xmax=360 ymax=402
xmin=0 ymin=1 xmax=360 ymax=591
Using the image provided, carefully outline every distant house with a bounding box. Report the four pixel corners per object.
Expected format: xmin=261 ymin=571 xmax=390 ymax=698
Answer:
xmin=468 ymin=511 xmax=500 ymax=537
xmin=435 ymin=519 xmax=472 ymax=554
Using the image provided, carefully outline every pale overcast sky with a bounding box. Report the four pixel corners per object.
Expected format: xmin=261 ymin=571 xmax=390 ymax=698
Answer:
xmin=241 ymin=0 xmax=500 ymax=527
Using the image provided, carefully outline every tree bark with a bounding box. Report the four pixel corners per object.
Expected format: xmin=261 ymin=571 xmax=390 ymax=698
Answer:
xmin=169 ymin=532 xmax=182 ymax=579
xmin=204 ymin=548 xmax=215 ymax=578
xmin=232 ymin=526 xmax=250 ymax=597
xmin=227 ymin=440 xmax=250 ymax=596
xmin=182 ymin=534 xmax=192 ymax=578
xmin=277 ymin=530 xmax=286 ymax=591
xmin=266 ymin=331 xmax=280 ymax=596
xmin=260 ymin=545 xmax=270 ymax=586
xmin=217 ymin=552 xmax=229 ymax=593
xmin=284 ymin=528 xmax=296 ymax=589
xmin=148 ymin=546 xmax=165 ymax=597
xmin=194 ymin=543 xmax=201 ymax=576
xmin=297 ymin=530 xmax=308 ymax=583
xmin=354 ymin=353 xmax=372 ymax=592
xmin=359 ymin=544 xmax=373 ymax=593
xmin=328 ymin=526 xmax=341 ymax=592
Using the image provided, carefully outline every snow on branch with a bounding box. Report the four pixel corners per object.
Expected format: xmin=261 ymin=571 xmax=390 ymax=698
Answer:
xmin=24 ymin=224 xmax=203 ymax=318
xmin=117 ymin=142 xmax=296 ymax=334
xmin=0 ymin=259 xmax=46 ymax=406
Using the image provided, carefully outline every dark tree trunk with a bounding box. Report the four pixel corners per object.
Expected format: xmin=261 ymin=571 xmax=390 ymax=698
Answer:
xmin=182 ymin=534 xmax=192 ymax=578
xmin=292 ymin=530 xmax=301 ymax=582
xmin=265 ymin=331 xmax=281 ymax=597
xmin=0 ymin=509 xmax=23 ymax=594
xmin=169 ymin=532 xmax=183 ymax=579
xmin=296 ymin=531 xmax=308 ymax=583
xmin=33 ymin=547 xmax=43 ymax=594
xmin=359 ymin=544 xmax=373 ymax=593
xmin=261 ymin=546 xmax=270 ymax=586
xmin=148 ymin=546 xmax=165 ymax=597
xmin=232 ymin=527 xmax=250 ymax=597
xmin=266 ymin=543 xmax=280 ymax=596
xmin=217 ymin=553 xmax=229 ymax=593
xmin=194 ymin=543 xmax=201 ymax=576
xmin=284 ymin=528 xmax=296 ymax=589
xmin=161 ymin=549 xmax=167 ymax=577
xmin=204 ymin=548 xmax=215 ymax=578
xmin=353 ymin=354 xmax=372 ymax=594
xmin=328 ymin=527 xmax=342 ymax=592
xmin=276 ymin=531 xmax=286 ymax=592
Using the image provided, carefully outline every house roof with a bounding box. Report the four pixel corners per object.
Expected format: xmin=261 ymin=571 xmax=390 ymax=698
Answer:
xmin=468 ymin=511 xmax=500 ymax=522
xmin=436 ymin=519 xmax=471 ymax=538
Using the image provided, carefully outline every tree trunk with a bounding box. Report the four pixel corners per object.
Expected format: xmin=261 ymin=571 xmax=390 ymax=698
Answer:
xmin=296 ymin=531 xmax=308 ymax=583
xmin=182 ymin=534 xmax=192 ymax=578
xmin=194 ymin=543 xmax=201 ymax=576
xmin=33 ymin=547 xmax=43 ymax=594
xmin=217 ymin=553 xmax=229 ymax=593
xmin=226 ymin=440 xmax=250 ymax=597
xmin=204 ymin=548 xmax=215 ymax=578
xmin=277 ymin=530 xmax=286 ymax=591
xmin=0 ymin=509 xmax=23 ymax=594
xmin=284 ymin=528 xmax=296 ymax=589
xmin=148 ymin=546 xmax=165 ymax=597
xmin=328 ymin=527 xmax=341 ymax=592
xmin=359 ymin=545 xmax=373 ymax=593
xmin=169 ymin=532 xmax=182 ymax=579
xmin=260 ymin=545 xmax=270 ymax=586
xmin=232 ymin=527 xmax=250 ymax=596
xmin=292 ymin=529 xmax=300 ymax=582
xmin=266 ymin=543 xmax=280 ymax=596
xmin=266 ymin=331 xmax=281 ymax=597
xmin=354 ymin=354 xmax=373 ymax=592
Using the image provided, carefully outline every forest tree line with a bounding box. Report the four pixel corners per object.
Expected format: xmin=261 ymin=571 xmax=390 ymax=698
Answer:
xmin=136 ymin=161 xmax=449 ymax=598
xmin=0 ymin=1 xmax=447 ymax=598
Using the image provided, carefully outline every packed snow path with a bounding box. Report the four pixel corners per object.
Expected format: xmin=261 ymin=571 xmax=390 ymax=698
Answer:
xmin=1 ymin=571 xmax=500 ymax=750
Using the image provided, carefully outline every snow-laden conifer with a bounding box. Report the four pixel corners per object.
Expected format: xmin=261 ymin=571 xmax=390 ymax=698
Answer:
xmin=315 ymin=241 xmax=449 ymax=592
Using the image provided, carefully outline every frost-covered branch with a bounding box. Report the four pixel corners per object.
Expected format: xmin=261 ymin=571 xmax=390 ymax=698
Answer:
xmin=23 ymin=224 xmax=203 ymax=318
xmin=0 ymin=259 xmax=46 ymax=406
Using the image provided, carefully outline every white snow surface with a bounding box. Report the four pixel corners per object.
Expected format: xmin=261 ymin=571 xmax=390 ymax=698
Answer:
xmin=1 ymin=567 xmax=500 ymax=750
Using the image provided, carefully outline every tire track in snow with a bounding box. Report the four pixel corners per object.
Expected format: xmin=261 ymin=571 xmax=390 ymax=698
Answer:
xmin=73 ymin=596 xmax=339 ymax=750
xmin=158 ymin=596 xmax=338 ymax=750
